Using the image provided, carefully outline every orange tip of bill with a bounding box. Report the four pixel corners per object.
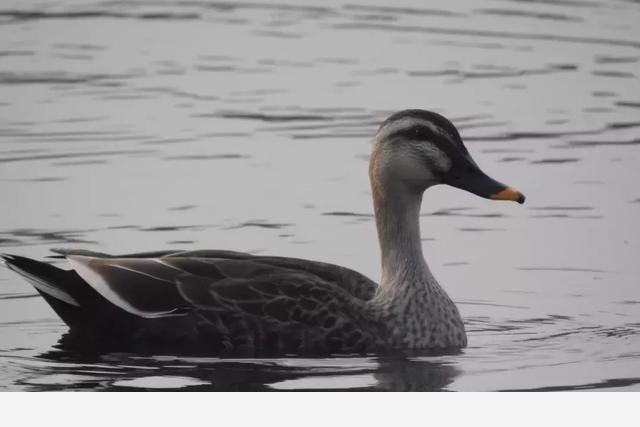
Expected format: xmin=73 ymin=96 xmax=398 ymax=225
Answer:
xmin=490 ymin=187 xmax=526 ymax=204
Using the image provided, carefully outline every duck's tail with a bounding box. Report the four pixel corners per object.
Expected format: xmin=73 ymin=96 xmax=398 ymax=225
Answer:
xmin=1 ymin=254 xmax=85 ymax=327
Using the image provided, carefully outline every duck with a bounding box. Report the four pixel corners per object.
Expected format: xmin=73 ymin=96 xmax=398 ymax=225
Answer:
xmin=1 ymin=109 xmax=525 ymax=356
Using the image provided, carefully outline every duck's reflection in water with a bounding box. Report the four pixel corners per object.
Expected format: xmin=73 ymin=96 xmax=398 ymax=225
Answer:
xmin=19 ymin=334 xmax=459 ymax=391
xmin=372 ymin=356 xmax=460 ymax=392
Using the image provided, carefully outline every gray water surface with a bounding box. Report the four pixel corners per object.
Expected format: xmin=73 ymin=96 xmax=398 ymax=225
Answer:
xmin=0 ymin=0 xmax=639 ymax=391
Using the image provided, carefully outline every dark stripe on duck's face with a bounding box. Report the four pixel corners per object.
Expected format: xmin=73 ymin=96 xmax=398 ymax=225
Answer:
xmin=383 ymin=123 xmax=468 ymax=159
xmin=380 ymin=110 xmax=467 ymax=147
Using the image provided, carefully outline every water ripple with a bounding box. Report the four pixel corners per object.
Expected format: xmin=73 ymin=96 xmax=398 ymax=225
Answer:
xmin=333 ymin=22 xmax=640 ymax=49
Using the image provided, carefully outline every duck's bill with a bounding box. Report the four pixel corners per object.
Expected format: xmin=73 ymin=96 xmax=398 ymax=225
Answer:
xmin=446 ymin=168 xmax=526 ymax=204
xmin=489 ymin=186 xmax=526 ymax=203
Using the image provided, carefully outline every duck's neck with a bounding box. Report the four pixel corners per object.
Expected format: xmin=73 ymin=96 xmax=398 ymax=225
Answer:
xmin=370 ymin=177 xmax=466 ymax=348
xmin=371 ymin=177 xmax=433 ymax=292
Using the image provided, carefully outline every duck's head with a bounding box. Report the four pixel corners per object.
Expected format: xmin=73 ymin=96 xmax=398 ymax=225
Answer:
xmin=370 ymin=109 xmax=525 ymax=204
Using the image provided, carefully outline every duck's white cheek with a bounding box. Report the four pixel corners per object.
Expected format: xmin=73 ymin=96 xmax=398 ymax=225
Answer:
xmin=393 ymin=155 xmax=438 ymax=184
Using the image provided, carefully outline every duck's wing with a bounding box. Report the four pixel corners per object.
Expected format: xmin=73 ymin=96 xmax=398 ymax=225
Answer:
xmin=53 ymin=248 xmax=377 ymax=300
xmin=65 ymin=255 xmax=381 ymax=351
xmin=64 ymin=255 xmax=374 ymax=319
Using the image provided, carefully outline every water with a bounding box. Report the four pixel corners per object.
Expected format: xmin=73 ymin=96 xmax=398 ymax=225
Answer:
xmin=0 ymin=0 xmax=639 ymax=391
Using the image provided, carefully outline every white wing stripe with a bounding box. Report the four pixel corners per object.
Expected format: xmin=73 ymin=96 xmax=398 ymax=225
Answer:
xmin=108 ymin=263 xmax=175 ymax=284
xmin=153 ymin=258 xmax=188 ymax=274
xmin=67 ymin=256 xmax=182 ymax=318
